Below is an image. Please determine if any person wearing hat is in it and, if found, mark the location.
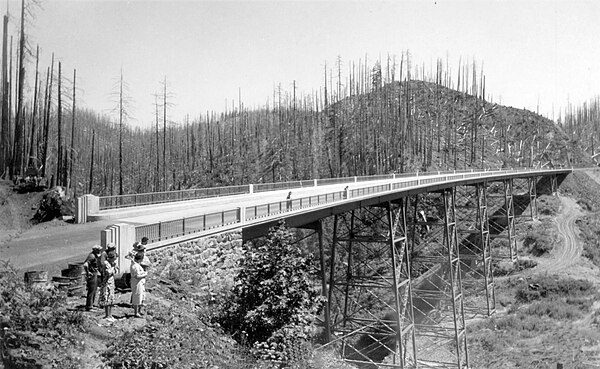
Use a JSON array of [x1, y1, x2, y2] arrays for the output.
[[124, 241, 151, 293], [98, 248, 119, 321], [83, 244, 102, 311], [98, 243, 117, 281], [130, 252, 148, 318]]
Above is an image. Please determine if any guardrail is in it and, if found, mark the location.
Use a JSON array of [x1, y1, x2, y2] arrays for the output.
[[134, 168, 569, 244], [97, 167, 536, 211], [99, 185, 250, 210]]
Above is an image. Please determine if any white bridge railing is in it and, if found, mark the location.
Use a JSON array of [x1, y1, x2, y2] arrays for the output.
[[96, 167, 570, 274], [134, 168, 565, 244]]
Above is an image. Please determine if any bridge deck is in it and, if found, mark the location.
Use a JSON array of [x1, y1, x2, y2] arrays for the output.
[[95, 168, 570, 252]]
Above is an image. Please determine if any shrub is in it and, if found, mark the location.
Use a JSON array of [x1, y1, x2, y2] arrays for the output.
[[515, 274, 595, 303], [537, 195, 560, 216], [576, 215, 600, 267], [102, 301, 252, 368], [217, 221, 323, 364], [0, 260, 84, 367], [522, 222, 556, 256], [524, 299, 582, 319]]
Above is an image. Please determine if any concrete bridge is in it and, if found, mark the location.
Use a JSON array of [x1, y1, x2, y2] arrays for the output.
[[77, 167, 570, 368]]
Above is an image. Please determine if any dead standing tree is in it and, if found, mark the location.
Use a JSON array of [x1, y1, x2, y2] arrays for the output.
[[110, 68, 133, 196]]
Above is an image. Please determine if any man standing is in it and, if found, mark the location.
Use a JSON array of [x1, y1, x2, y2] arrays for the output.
[[83, 244, 102, 311]]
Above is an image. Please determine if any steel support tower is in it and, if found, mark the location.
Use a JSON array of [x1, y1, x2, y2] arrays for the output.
[[321, 200, 417, 368], [455, 183, 495, 317], [407, 188, 469, 368]]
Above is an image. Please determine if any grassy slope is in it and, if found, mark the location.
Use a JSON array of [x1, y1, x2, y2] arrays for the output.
[[467, 171, 600, 368]]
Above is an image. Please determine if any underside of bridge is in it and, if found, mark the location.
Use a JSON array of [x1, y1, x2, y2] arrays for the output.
[[242, 173, 566, 368]]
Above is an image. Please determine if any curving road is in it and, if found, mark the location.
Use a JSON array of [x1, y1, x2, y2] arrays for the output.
[[534, 196, 582, 272]]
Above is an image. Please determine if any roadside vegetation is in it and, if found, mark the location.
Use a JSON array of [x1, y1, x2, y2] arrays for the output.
[[469, 274, 600, 368], [563, 171, 600, 267], [0, 261, 84, 368]]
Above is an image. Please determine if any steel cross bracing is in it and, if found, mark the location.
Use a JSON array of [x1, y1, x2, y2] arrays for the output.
[[455, 183, 495, 317], [511, 177, 538, 223], [406, 188, 469, 368], [319, 201, 417, 368], [486, 179, 518, 262]]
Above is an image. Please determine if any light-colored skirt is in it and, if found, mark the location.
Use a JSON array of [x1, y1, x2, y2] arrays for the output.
[[131, 277, 146, 306]]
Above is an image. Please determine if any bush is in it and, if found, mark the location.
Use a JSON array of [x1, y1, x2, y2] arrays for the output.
[[217, 221, 323, 364], [0, 260, 84, 367], [576, 215, 600, 267], [525, 299, 583, 319], [515, 274, 595, 303], [522, 222, 556, 256], [102, 301, 252, 368], [537, 195, 560, 216]]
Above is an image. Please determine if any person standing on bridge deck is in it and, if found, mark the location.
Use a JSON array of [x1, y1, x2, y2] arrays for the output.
[[83, 244, 102, 311], [130, 253, 148, 318], [286, 191, 292, 211]]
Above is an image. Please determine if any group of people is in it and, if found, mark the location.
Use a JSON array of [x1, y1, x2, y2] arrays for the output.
[[82, 237, 151, 320]]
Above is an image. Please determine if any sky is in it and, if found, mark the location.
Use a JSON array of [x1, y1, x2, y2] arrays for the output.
[[6, 0, 600, 127]]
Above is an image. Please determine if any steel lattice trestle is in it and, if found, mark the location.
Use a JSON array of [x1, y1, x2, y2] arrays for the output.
[[455, 183, 496, 317], [487, 179, 518, 262], [320, 200, 417, 368], [407, 188, 469, 368]]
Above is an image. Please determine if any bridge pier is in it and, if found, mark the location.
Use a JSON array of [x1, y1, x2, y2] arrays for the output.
[[455, 183, 495, 317], [320, 201, 417, 368], [487, 179, 518, 262], [407, 188, 469, 368]]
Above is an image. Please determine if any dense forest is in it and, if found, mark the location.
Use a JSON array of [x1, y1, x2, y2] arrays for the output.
[[0, 2, 591, 200]]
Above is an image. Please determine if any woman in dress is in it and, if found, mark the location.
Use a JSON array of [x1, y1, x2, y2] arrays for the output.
[[130, 253, 148, 318], [98, 250, 118, 321]]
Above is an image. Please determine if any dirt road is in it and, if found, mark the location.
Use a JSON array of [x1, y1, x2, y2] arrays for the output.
[[533, 196, 583, 272]]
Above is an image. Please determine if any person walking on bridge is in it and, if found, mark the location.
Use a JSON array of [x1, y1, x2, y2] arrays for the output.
[[286, 191, 292, 211]]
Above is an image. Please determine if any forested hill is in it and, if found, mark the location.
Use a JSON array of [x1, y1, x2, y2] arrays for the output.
[[22, 79, 591, 198], [323, 80, 588, 177]]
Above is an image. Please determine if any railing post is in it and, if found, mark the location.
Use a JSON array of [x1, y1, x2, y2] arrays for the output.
[[76, 196, 87, 224], [314, 179, 318, 187], [239, 207, 245, 225], [354, 176, 357, 183], [249, 184, 254, 194], [182, 218, 186, 235], [101, 223, 135, 275]]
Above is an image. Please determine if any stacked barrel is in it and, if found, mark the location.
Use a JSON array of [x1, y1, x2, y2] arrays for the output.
[[51, 262, 86, 296], [23, 271, 48, 286]]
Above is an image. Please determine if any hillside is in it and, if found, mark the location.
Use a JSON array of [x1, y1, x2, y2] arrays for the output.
[[1, 79, 599, 368], [324, 80, 589, 177]]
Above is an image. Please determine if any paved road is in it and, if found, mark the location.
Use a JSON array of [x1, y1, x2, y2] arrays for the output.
[[1, 220, 114, 275]]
